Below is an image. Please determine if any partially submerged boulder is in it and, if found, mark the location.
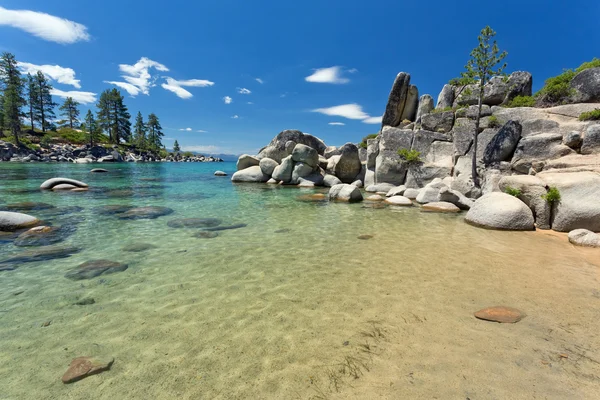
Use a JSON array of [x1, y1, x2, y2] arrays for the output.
[[236, 154, 260, 171], [231, 165, 270, 183], [332, 143, 362, 183], [465, 192, 535, 230], [568, 229, 600, 248], [40, 177, 88, 190], [328, 184, 363, 202], [422, 201, 461, 213], [0, 211, 40, 231]]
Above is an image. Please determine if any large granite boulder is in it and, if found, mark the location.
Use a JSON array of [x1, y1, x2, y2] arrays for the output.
[[455, 72, 532, 106], [271, 155, 294, 182], [231, 166, 270, 183], [482, 120, 522, 165], [324, 146, 341, 159], [438, 187, 474, 210], [259, 157, 279, 176], [569, 67, 600, 103], [258, 130, 326, 163], [537, 171, 600, 232], [415, 179, 447, 204], [385, 195, 413, 206], [400, 85, 419, 122], [291, 144, 319, 168], [568, 229, 600, 248], [465, 192, 535, 230], [366, 183, 396, 193], [382, 72, 411, 127], [291, 162, 314, 183], [323, 174, 342, 187], [328, 184, 363, 202], [236, 154, 260, 171], [0, 211, 40, 231], [436, 84, 454, 110], [40, 177, 88, 190], [421, 111, 455, 133], [581, 124, 600, 155], [416, 94, 434, 123], [511, 133, 574, 173], [452, 118, 477, 156], [375, 126, 413, 185], [332, 143, 362, 183], [498, 175, 551, 229]]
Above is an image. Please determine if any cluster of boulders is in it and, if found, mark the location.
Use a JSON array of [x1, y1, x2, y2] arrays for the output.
[[163, 154, 224, 163]]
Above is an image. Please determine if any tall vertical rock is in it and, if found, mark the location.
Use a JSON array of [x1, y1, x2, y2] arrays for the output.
[[375, 126, 414, 185], [400, 85, 419, 122], [415, 94, 434, 123], [436, 84, 455, 110], [382, 72, 411, 127]]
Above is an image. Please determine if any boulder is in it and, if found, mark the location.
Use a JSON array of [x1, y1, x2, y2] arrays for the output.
[[581, 124, 600, 155], [236, 154, 260, 171], [365, 194, 384, 201], [400, 85, 419, 122], [384, 196, 413, 206], [0, 211, 40, 231], [482, 120, 522, 165], [569, 67, 600, 103], [214, 170, 227, 176], [74, 158, 92, 164], [375, 127, 413, 185], [91, 168, 109, 173], [14, 225, 75, 247], [437, 187, 474, 210], [350, 179, 363, 188], [386, 185, 406, 197], [405, 162, 452, 189], [366, 183, 396, 193], [259, 157, 279, 176], [403, 188, 420, 199], [52, 184, 78, 191], [455, 72, 532, 106], [415, 179, 447, 204], [498, 175, 551, 229], [452, 118, 477, 156], [258, 130, 327, 163], [568, 229, 600, 248], [231, 165, 270, 183], [537, 171, 600, 232], [464, 105, 492, 119], [65, 260, 128, 280], [323, 174, 342, 187], [416, 94, 434, 123], [333, 143, 362, 183], [563, 131, 583, 149], [436, 84, 454, 110], [291, 144, 319, 167], [366, 138, 379, 169], [421, 111, 454, 133], [271, 155, 294, 183], [511, 133, 574, 174], [324, 146, 341, 159], [382, 72, 411, 127], [285, 140, 296, 155], [291, 162, 315, 183], [40, 177, 88, 190], [422, 201, 461, 213], [328, 184, 363, 202], [318, 155, 329, 170], [465, 192, 535, 230]]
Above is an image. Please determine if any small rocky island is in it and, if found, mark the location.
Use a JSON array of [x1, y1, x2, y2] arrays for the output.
[[232, 67, 600, 247]]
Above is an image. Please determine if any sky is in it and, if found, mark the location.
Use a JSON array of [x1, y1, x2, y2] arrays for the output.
[[1, 0, 599, 155]]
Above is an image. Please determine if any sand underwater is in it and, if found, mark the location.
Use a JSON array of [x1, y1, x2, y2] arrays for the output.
[[1, 162, 599, 399]]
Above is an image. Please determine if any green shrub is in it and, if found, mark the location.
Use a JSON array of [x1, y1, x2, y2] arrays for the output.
[[397, 148, 421, 163], [579, 109, 600, 121], [542, 187, 561, 204], [535, 58, 600, 105], [505, 95, 535, 108], [488, 115, 501, 128], [504, 186, 521, 197], [575, 57, 600, 73], [359, 133, 378, 149], [158, 148, 169, 158], [182, 151, 194, 158], [40, 135, 53, 148]]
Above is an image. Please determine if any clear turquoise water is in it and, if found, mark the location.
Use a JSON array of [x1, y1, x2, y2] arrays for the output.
[[1, 162, 599, 399]]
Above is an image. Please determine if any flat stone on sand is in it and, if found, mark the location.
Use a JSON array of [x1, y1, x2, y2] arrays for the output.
[[65, 260, 128, 280], [384, 196, 413, 206], [62, 356, 114, 384], [422, 201, 461, 213], [357, 234, 373, 240], [474, 306, 525, 323]]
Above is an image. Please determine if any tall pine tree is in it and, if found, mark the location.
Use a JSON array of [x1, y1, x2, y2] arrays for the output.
[[26, 73, 38, 131], [59, 97, 80, 129], [96, 89, 131, 144], [0, 52, 26, 146], [84, 109, 98, 147], [146, 113, 164, 151], [34, 71, 57, 133], [173, 140, 181, 152], [133, 111, 147, 149]]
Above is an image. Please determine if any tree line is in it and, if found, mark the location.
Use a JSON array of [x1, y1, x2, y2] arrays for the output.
[[0, 52, 164, 152]]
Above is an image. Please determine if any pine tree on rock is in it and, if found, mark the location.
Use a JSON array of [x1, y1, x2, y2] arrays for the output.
[[133, 111, 147, 149], [84, 109, 98, 147], [146, 113, 164, 151], [0, 52, 26, 146], [96, 89, 131, 144], [59, 97, 80, 129], [34, 71, 57, 133], [173, 140, 181, 152], [26, 73, 38, 130]]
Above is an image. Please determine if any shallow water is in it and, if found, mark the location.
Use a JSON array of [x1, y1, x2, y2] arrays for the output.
[[1, 162, 599, 399]]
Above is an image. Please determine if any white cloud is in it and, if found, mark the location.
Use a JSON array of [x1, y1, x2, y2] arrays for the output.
[[104, 81, 140, 96], [51, 89, 96, 104], [255, 78, 264, 84], [17, 62, 81, 88], [0, 6, 90, 44], [347, 68, 358, 74], [182, 145, 219, 153], [197, 130, 208, 133], [247, 101, 254, 105], [223, 96, 232, 104], [105, 57, 169, 97], [231, 115, 239, 119], [161, 77, 214, 99], [328, 122, 345, 126], [237, 87, 251, 94], [305, 66, 351, 84], [362, 116, 383, 124], [312, 103, 369, 120], [179, 127, 193, 131]]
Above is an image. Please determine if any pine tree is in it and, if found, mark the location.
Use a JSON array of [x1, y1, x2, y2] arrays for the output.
[[453, 26, 507, 187], [26, 73, 38, 130], [0, 52, 26, 146], [84, 109, 98, 147], [96, 89, 131, 144], [59, 97, 80, 129], [146, 113, 164, 151], [34, 71, 57, 133], [0, 92, 5, 133], [133, 111, 147, 149], [173, 140, 181, 152]]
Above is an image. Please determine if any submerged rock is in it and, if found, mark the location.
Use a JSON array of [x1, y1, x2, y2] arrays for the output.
[[474, 306, 525, 323], [357, 234, 374, 240], [167, 218, 222, 228], [65, 260, 128, 280], [117, 206, 174, 220], [90, 168, 109, 173], [214, 170, 227, 176], [61, 356, 114, 384], [0, 246, 81, 266], [297, 193, 328, 202], [122, 243, 157, 252], [2, 202, 55, 211], [328, 184, 363, 202], [94, 205, 134, 215], [13, 225, 76, 247], [0, 211, 40, 231]]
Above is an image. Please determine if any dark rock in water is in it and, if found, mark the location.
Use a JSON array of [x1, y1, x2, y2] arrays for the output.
[[192, 231, 219, 239], [13, 224, 76, 247], [275, 228, 291, 233], [202, 223, 247, 232], [122, 243, 156, 252], [357, 234, 373, 240], [474, 306, 525, 323], [65, 260, 128, 280], [61, 356, 114, 384], [2, 202, 55, 211], [73, 297, 95, 305], [94, 205, 134, 215], [90, 168, 109, 173], [0, 246, 81, 268], [117, 206, 174, 220], [167, 218, 222, 228]]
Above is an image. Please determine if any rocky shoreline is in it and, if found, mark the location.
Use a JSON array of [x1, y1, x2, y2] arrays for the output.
[[231, 68, 600, 247], [0, 141, 224, 163]]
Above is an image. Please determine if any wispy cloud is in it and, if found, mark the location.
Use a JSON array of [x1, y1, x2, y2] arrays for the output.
[[51, 89, 96, 104], [237, 87, 251, 94], [17, 61, 81, 88], [312, 103, 369, 120], [179, 127, 193, 131], [255, 78, 264, 84], [197, 130, 208, 133], [105, 57, 169, 96], [231, 115, 239, 119], [328, 122, 345, 126], [305, 66, 352, 84], [362, 116, 382, 124], [162, 77, 214, 99], [223, 96, 232, 104], [0, 6, 90, 44], [182, 145, 219, 153], [247, 101, 254, 105]]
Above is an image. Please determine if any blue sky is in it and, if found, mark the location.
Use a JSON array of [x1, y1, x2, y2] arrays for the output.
[[1, 0, 599, 155]]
